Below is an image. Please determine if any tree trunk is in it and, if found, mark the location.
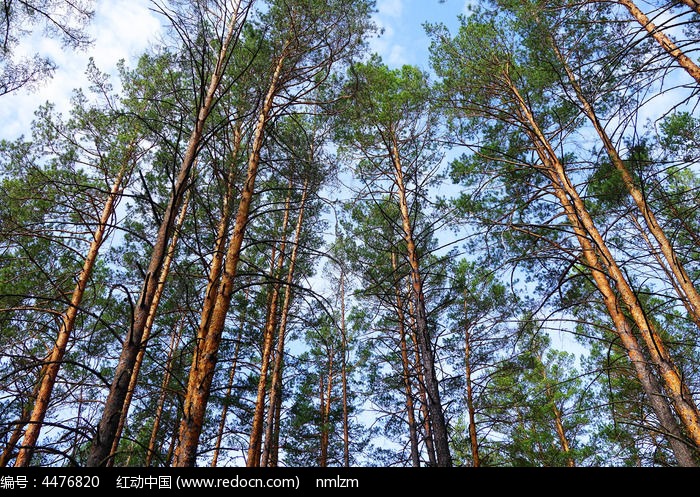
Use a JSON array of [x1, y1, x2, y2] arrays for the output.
[[339, 266, 350, 468], [172, 51, 287, 467], [145, 314, 185, 467], [505, 70, 700, 455], [87, 8, 245, 466], [617, 0, 700, 84], [677, 0, 700, 16], [262, 179, 309, 467], [319, 344, 334, 467], [463, 297, 480, 468], [390, 144, 452, 467], [108, 189, 191, 466], [16, 163, 129, 467], [391, 251, 421, 467], [551, 37, 700, 329], [248, 182, 293, 467]]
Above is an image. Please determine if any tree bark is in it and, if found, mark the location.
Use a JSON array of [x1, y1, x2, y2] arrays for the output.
[[172, 50, 287, 467], [108, 189, 190, 466], [16, 162, 129, 466], [87, 6, 246, 466], [463, 297, 480, 468], [617, 0, 700, 84], [390, 143, 452, 467], [262, 179, 309, 467], [391, 251, 421, 467], [505, 69, 700, 455], [551, 37, 700, 329]]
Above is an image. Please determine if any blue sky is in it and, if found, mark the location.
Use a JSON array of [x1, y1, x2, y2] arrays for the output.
[[1, 0, 469, 140]]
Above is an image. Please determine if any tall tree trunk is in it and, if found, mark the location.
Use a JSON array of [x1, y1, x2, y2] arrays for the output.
[[262, 179, 309, 467], [391, 251, 421, 467], [505, 69, 700, 455], [617, 0, 700, 84], [211, 289, 247, 467], [463, 297, 480, 468], [145, 314, 185, 467], [538, 359, 575, 467], [551, 37, 700, 329], [172, 50, 287, 467], [87, 7, 246, 466], [390, 144, 452, 467], [339, 266, 350, 468], [318, 344, 334, 467], [108, 189, 191, 466], [677, 0, 700, 16], [248, 181, 293, 467], [16, 162, 129, 467]]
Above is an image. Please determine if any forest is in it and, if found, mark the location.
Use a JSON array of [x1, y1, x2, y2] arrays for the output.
[[1, 0, 700, 468]]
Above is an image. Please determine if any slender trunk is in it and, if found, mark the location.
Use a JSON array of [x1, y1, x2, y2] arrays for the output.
[[87, 8, 245, 466], [0, 380, 41, 466], [617, 0, 700, 84], [340, 267, 350, 468], [463, 297, 480, 468], [538, 361, 575, 467], [196, 126, 243, 345], [108, 189, 191, 465], [506, 70, 700, 454], [390, 144, 451, 467], [677, 0, 700, 16], [391, 252, 421, 467], [319, 345, 334, 467], [145, 314, 185, 467], [409, 308, 436, 466], [16, 163, 129, 467], [172, 51, 287, 467], [211, 289, 247, 467], [552, 38, 700, 328], [262, 180, 309, 467], [248, 182, 293, 468]]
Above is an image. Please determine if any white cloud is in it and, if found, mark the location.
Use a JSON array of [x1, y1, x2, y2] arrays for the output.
[[378, 0, 404, 18], [0, 0, 162, 140]]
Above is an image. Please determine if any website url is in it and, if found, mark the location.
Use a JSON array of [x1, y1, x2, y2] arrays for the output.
[[176, 475, 299, 489]]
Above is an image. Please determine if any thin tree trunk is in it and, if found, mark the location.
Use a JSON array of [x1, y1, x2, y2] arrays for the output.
[[505, 69, 700, 454], [538, 360, 575, 467], [87, 6, 246, 466], [551, 37, 700, 329], [16, 163, 129, 466], [248, 181, 294, 467], [677, 0, 700, 16], [172, 50, 287, 467], [617, 0, 700, 84], [339, 266, 350, 468], [145, 314, 185, 467], [211, 289, 247, 467], [262, 179, 309, 467], [108, 189, 191, 466], [410, 312, 437, 466], [391, 252, 421, 467], [389, 142, 452, 467], [463, 296, 480, 468], [319, 344, 334, 467]]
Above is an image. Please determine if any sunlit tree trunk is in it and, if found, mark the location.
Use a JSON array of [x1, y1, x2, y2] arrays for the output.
[[108, 189, 191, 466], [463, 295, 480, 468], [87, 4, 248, 465], [262, 179, 308, 467], [16, 161, 129, 466], [172, 50, 288, 467], [551, 37, 700, 329], [617, 0, 700, 84]]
